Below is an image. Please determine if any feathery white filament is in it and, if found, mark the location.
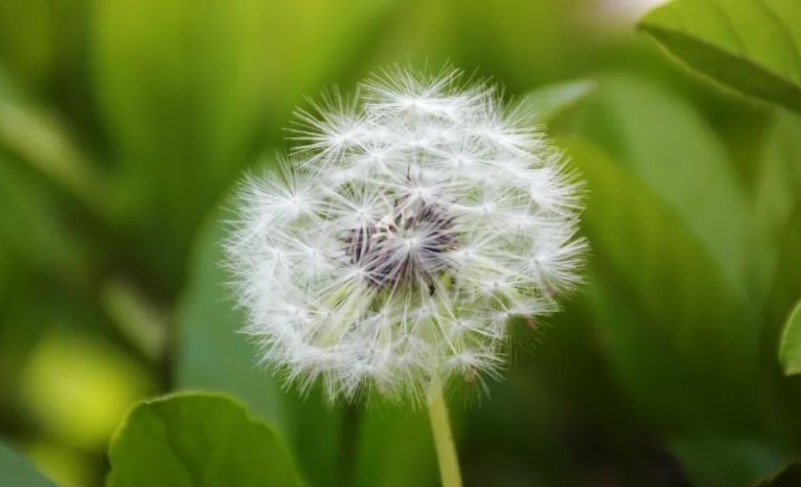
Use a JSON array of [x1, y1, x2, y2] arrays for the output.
[[226, 67, 585, 401]]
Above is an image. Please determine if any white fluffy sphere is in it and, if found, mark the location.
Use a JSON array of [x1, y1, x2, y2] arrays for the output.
[[226, 67, 585, 401]]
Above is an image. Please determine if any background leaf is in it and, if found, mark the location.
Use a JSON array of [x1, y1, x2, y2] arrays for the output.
[[568, 74, 751, 293], [565, 137, 757, 432], [753, 110, 801, 440], [755, 110, 801, 307], [753, 111, 801, 304], [639, 0, 801, 113], [91, 0, 394, 291], [563, 137, 783, 485], [107, 393, 303, 487]]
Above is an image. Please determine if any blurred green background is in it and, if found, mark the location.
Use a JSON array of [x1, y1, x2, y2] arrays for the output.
[[1, 0, 801, 486]]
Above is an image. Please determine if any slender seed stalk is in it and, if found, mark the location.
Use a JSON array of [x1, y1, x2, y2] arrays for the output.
[[427, 377, 463, 487]]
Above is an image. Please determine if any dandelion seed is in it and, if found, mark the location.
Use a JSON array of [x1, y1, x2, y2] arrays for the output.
[[225, 66, 586, 402]]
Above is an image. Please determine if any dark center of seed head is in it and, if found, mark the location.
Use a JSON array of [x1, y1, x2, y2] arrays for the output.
[[343, 197, 458, 292]]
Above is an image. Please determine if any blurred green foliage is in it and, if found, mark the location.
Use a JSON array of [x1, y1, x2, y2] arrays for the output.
[[1, 0, 801, 486]]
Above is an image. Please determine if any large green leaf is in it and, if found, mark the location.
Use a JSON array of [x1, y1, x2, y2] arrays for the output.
[[0, 442, 58, 487], [565, 137, 776, 485], [754, 111, 801, 429], [779, 298, 801, 375], [759, 111, 801, 295], [569, 75, 751, 293], [639, 0, 801, 113], [107, 393, 303, 487], [753, 111, 801, 304]]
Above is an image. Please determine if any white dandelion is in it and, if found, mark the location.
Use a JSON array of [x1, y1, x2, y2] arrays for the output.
[[225, 66, 585, 403]]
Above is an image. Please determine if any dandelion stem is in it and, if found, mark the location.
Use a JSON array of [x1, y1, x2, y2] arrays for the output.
[[427, 377, 463, 487]]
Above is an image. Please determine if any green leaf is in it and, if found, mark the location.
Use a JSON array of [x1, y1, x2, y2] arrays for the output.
[[0, 442, 58, 487], [564, 137, 775, 485], [566, 137, 757, 432], [639, 0, 801, 113], [569, 74, 751, 292], [753, 111, 801, 304], [107, 392, 304, 487], [753, 109, 801, 438], [779, 298, 801, 375], [519, 79, 597, 124]]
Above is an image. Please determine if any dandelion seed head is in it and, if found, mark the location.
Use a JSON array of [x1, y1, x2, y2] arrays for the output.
[[226, 66, 586, 401]]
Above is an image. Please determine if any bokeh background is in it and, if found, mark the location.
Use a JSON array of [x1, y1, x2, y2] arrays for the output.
[[2, 0, 801, 486]]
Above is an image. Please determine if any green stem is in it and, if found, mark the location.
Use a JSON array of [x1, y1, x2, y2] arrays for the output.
[[427, 377, 463, 487]]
